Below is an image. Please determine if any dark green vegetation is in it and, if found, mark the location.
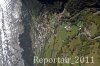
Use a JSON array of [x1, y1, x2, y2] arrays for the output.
[[38, 0, 100, 15], [19, 0, 34, 66], [21, 0, 100, 66]]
